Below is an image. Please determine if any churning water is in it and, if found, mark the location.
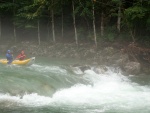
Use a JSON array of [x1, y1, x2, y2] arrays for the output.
[[0, 57, 150, 113]]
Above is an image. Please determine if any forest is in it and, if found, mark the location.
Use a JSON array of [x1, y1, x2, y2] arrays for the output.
[[0, 0, 150, 47]]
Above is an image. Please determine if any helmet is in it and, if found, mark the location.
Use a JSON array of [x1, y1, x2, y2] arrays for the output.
[[7, 50, 11, 53], [21, 50, 24, 54]]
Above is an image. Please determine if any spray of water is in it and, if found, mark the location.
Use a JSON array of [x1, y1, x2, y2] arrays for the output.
[[0, 64, 150, 112]]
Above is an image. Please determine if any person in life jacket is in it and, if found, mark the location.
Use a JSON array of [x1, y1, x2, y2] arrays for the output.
[[6, 50, 13, 64], [16, 50, 26, 60]]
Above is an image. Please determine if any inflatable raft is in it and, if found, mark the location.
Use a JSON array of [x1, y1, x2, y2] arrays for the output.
[[0, 57, 35, 65]]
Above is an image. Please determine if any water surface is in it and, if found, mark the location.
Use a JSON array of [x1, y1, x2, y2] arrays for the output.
[[0, 56, 150, 113]]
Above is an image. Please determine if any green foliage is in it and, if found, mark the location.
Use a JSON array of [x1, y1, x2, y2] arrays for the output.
[[76, 0, 93, 19], [147, 17, 150, 31], [0, 3, 14, 9], [107, 33, 115, 42], [103, 26, 117, 42], [77, 27, 90, 41], [14, 0, 48, 30], [125, 6, 147, 21], [0, 0, 150, 43], [25, 24, 37, 28]]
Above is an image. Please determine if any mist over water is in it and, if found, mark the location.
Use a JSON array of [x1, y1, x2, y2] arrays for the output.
[[0, 57, 150, 113]]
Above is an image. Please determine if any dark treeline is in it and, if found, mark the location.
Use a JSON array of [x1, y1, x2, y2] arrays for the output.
[[0, 0, 150, 47]]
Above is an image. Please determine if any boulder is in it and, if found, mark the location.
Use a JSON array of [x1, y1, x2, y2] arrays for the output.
[[124, 62, 141, 75], [116, 54, 129, 67], [71, 64, 91, 73], [92, 65, 108, 74], [79, 65, 91, 72]]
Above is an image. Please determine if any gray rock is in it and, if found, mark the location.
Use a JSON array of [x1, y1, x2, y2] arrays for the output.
[[93, 65, 108, 74], [124, 62, 141, 75]]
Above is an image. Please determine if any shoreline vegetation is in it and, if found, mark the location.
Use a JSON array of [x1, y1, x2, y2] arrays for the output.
[[0, 0, 150, 75], [0, 40, 149, 75]]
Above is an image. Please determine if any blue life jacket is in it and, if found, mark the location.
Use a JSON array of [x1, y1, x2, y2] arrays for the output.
[[6, 53, 13, 60]]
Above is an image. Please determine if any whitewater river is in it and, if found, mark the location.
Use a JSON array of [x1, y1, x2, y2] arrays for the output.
[[0, 56, 150, 113]]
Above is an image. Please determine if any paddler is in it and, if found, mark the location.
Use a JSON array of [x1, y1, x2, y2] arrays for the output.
[[6, 50, 13, 64], [16, 50, 26, 60]]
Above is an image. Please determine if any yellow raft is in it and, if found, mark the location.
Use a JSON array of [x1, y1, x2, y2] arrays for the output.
[[0, 57, 35, 65]]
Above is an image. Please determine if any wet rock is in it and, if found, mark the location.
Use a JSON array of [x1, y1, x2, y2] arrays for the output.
[[79, 65, 91, 72], [103, 47, 115, 56], [1, 41, 149, 75], [116, 54, 129, 68], [92, 65, 108, 74], [141, 64, 150, 74], [124, 62, 141, 75], [70, 64, 91, 74]]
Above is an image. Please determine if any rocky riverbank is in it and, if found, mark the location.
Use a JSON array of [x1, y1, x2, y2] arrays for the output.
[[0, 41, 149, 75]]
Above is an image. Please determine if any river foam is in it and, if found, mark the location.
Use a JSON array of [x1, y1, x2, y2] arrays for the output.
[[0, 64, 150, 112]]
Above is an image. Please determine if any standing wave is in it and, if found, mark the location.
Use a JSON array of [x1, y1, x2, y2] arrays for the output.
[[0, 63, 150, 113]]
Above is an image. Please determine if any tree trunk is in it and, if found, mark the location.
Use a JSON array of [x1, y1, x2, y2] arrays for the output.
[[47, 21, 50, 41], [72, 0, 78, 45], [92, 0, 97, 47], [38, 20, 40, 45], [84, 17, 91, 42], [130, 29, 135, 42], [51, 0, 55, 43], [100, 11, 104, 37], [117, 2, 121, 33], [61, 1, 64, 39], [13, 25, 16, 42], [0, 16, 1, 39], [13, 0, 16, 42]]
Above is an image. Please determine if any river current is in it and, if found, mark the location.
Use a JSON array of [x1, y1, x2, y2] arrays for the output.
[[0, 56, 150, 113]]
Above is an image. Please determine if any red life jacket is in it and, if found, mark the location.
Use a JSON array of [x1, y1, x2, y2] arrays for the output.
[[16, 53, 26, 60]]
